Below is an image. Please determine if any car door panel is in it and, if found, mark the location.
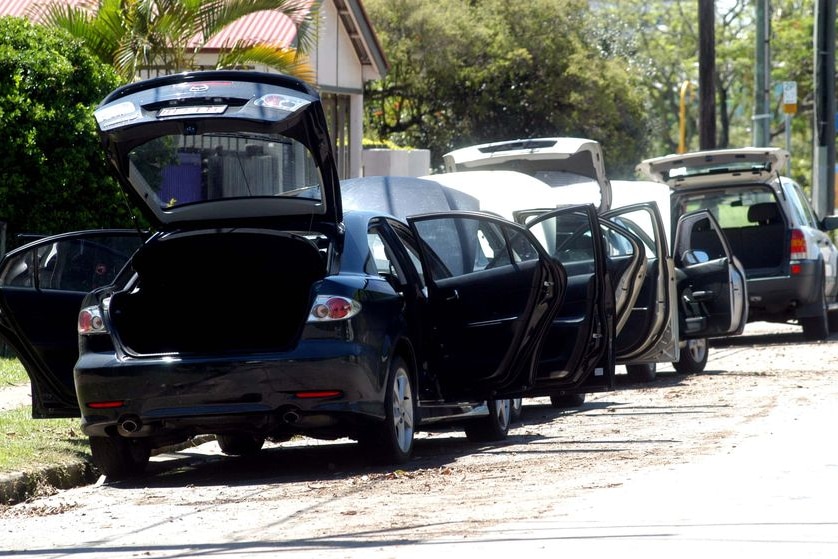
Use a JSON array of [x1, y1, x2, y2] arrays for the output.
[[674, 211, 748, 338], [522, 205, 616, 395], [0, 230, 143, 417], [407, 213, 565, 399], [603, 203, 678, 363]]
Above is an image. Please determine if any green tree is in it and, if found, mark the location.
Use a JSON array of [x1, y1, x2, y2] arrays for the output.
[[363, 0, 649, 178], [30, 0, 316, 82], [591, 0, 817, 187], [0, 16, 132, 247]]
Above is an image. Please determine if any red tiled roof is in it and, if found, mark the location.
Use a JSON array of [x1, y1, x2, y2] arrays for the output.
[[0, 0, 302, 48], [202, 11, 298, 50], [0, 0, 89, 20]]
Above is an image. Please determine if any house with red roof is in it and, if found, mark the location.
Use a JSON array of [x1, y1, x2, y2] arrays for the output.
[[0, 0, 389, 178]]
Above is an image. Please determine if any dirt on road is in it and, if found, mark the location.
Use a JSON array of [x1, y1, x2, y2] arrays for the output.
[[1, 321, 836, 557]]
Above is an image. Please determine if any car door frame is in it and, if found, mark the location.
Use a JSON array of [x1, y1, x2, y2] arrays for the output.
[[603, 202, 679, 364], [516, 204, 617, 396], [0, 229, 143, 417], [673, 210, 748, 339], [406, 211, 567, 400]]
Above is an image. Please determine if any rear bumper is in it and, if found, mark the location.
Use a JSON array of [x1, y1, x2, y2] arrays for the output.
[[746, 260, 822, 321], [74, 339, 387, 440]]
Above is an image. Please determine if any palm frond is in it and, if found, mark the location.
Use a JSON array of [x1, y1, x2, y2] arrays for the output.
[[215, 41, 314, 82]]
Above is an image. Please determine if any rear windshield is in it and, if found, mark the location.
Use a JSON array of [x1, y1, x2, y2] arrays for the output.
[[674, 187, 779, 228], [128, 132, 322, 210]]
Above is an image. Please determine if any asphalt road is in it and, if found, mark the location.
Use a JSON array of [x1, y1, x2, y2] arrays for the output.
[[1, 321, 837, 558]]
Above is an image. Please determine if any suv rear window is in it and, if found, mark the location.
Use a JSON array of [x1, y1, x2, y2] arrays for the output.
[[675, 187, 779, 228]]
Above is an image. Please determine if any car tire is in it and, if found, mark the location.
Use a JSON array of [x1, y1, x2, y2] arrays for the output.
[[359, 355, 416, 464], [829, 309, 838, 333], [216, 432, 265, 456], [549, 393, 586, 408], [626, 363, 657, 383], [510, 398, 523, 422], [802, 293, 829, 341], [465, 399, 512, 442], [89, 435, 150, 479], [673, 337, 709, 374]]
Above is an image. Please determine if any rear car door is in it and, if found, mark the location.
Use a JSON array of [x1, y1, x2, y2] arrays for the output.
[[0, 230, 143, 417], [603, 203, 678, 363], [407, 212, 566, 400], [673, 211, 748, 338], [519, 205, 617, 395]]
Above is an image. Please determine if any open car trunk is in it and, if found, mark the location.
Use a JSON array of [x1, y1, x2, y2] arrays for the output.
[[109, 230, 326, 355]]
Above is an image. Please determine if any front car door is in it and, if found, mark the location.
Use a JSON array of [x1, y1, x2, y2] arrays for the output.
[[0, 230, 143, 417], [673, 210, 748, 338]]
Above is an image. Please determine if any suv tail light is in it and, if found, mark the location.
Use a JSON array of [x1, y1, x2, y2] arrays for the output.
[[790, 229, 807, 261]]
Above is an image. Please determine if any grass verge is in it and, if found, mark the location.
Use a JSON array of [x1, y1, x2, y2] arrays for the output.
[[0, 357, 90, 475], [0, 406, 90, 474], [0, 356, 28, 387]]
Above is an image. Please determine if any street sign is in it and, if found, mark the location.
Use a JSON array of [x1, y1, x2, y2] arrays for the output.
[[783, 81, 798, 114]]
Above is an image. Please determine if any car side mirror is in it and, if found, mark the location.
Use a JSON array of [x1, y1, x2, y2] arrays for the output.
[[821, 215, 838, 231], [682, 249, 709, 265]]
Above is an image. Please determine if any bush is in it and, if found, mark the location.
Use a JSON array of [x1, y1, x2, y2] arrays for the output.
[[0, 17, 132, 250]]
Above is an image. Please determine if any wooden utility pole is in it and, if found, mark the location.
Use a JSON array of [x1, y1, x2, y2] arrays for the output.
[[698, 0, 716, 150], [813, 0, 835, 217]]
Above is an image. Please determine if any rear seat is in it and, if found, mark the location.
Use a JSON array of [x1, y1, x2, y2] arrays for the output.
[[723, 203, 785, 270]]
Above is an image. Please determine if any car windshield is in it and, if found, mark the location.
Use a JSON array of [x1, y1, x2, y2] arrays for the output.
[[127, 132, 322, 210]]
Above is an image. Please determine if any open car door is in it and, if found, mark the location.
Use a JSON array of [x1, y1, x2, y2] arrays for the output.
[[0, 230, 143, 417], [673, 210, 748, 338], [406, 212, 565, 400], [603, 202, 679, 364], [514, 207, 646, 340], [518, 205, 617, 396]]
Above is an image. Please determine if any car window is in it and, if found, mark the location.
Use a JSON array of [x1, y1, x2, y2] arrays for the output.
[[0, 236, 141, 292], [609, 210, 658, 258], [526, 209, 597, 273], [787, 181, 818, 226], [127, 133, 322, 210], [411, 217, 539, 281], [675, 187, 778, 228]]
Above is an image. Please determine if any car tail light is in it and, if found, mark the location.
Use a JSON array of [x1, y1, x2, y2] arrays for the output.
[[308, 296, 361, 322], [790, 229, 807, 261], [78, 305, 107, 335]]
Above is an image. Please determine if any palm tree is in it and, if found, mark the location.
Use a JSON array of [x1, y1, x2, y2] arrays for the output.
[[29, 0, 316, 82]]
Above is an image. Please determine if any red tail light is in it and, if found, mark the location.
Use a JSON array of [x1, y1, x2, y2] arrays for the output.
[[78, 305, 107, 335], [308, 295, 361, 322], [790, 229, 807, 260]]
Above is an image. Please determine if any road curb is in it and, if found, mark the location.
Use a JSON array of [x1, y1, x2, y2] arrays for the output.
[[0, 435, 217, 506], [0, 460, 98, 506]]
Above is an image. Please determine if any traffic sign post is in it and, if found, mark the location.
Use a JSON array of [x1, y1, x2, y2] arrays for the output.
[[783, 81, 797, 175]]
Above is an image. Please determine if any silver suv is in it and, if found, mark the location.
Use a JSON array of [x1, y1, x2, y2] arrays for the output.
[[638, 147, 838, 340]]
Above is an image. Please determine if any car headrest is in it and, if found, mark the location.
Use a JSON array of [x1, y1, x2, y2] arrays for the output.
[[747, 202, 780, 224]]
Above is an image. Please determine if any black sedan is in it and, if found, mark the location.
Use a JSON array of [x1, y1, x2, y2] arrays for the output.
[[0, 71, 616, 478]]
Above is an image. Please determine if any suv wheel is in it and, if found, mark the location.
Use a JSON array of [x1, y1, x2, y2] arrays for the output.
[[673, 338, 708, 374], [465, 399, 512, 442], [217, 432, 265, 456], [549, 393, 586, 408], [626, 363, 656, 382], [802, 292, 829, 341]]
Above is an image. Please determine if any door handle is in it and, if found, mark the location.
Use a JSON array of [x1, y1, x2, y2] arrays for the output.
[[444, 289, 459, 302]]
